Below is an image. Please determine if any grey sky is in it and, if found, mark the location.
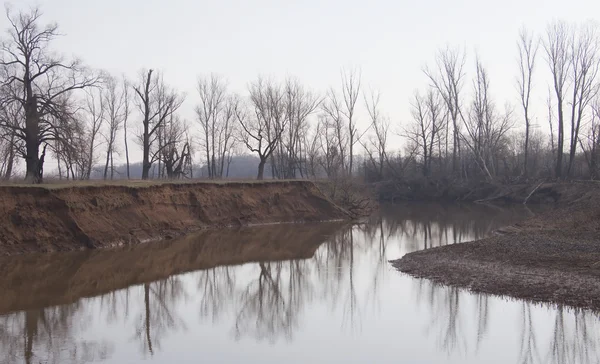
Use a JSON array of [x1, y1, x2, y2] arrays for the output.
[[4, 0, 600, 164]]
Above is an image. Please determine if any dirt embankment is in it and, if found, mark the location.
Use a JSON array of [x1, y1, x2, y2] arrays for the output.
[[0, 223, 344, 314], [393, 182, 600, 310], [0, 181, 348, 255]]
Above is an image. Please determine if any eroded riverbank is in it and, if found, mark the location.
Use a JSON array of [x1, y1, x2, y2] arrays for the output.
[[0, 180, 348, 255], [393, 182, 600, 310]]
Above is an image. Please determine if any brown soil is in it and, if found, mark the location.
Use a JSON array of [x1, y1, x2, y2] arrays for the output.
[[392, 182, 600, 310], [0, 222, 344, 314], [0, 180, 348, 255]]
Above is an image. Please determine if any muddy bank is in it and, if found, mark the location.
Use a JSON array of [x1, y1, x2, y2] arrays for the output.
[[393, 182, 600, 310], [0, 222, 344, 314], [0, 180, 348, 255]]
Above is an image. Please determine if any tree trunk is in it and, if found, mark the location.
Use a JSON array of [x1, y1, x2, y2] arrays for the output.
[[524, 122, 529, 177], [144, 284, 153, 355], [142, 126, 150, 180], [103, 148, 110, 180], [556, 99, 564, 179], [24, 97, 41, 183], [124, 118, 130, 179], [257, 159, 266, 180]]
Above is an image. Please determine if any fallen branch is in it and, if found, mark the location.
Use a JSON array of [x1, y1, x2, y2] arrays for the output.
[[523, 182, 544, 205]]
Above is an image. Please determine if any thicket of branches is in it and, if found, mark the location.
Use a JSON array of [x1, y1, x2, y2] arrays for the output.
[[1, 6, 599, 184]]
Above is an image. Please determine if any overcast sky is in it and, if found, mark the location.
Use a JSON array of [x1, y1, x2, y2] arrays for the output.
[[3, 0, 600, 166]]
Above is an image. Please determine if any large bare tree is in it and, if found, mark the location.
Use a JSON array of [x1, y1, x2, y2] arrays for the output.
[[133, 69, 184, 180], [566, 23, 600, 176], [516, 26, 539, 177], [544, 21, 571, 178], [237, 77, 287, 180], [0, 6, 98, 182]]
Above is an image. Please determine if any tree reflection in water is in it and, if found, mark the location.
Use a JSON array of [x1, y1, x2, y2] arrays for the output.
[[0, 304, 113, 364], [2, 203, 600, 363], [131, 277, 188, 357]]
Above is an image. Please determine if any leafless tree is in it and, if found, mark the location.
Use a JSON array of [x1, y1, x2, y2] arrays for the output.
[[360, 89, 390, 180], [566, 22, 600, 176], [544, 21, 571, 178], [276, 78, 320, 178], [0, 89, 22, 179], [133, 69, 184, 180], [0, 6, 98, 183], [424, 47, 467, 176], [237, 77, 287, 180], [322, 69, 361, 176], [462, 58, 514, 181], [405, 88, 445, 177], [123, 78, 131, 179], [102, 75, 128, 180], [158, 115, 191, 179], [302, 118, 323, 178], [321, 91, 347, 176], [82, 87, 105, 179], [196, 74, 237, 179], [579, 100, 600, 178], [517, 26, 540, 177]]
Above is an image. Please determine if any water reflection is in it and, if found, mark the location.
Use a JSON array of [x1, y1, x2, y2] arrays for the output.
[[0, 203, 599, 364]]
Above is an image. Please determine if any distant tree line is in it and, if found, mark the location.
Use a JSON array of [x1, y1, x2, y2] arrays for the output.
[[0, 6, 599, 184]]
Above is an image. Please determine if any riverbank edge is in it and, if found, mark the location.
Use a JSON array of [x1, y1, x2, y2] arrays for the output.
[[0, 180, 350, 255], [392, 182, 600, 310]]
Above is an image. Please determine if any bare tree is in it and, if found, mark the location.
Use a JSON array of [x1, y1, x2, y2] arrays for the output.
[[322, 90, 347, 175], [566, 22, 600, 176], [82, 87, 105, 179], [133, 69, 184, 180], [0, 89, 22, 179], [158, 115, 191, 179], [322, 69, 361, 176], [544, 21, 571, 178], [0, 6, 98, 183], [237, 77, 287, 180], [462, 58, 514, 181], [424, 47, 467, 176], [361, 89, 390, 180], [102, 75, 127, 180], [277, 78, 320, 178], [579, 100, 600, 179], [517, 26, 539, 177], [405, 88, 445, 177], [123, 78, 131, 179], [196, 74, 237, 179]]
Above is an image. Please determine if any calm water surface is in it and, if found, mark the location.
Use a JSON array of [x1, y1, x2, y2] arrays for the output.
[[1, 203, 598, 364]]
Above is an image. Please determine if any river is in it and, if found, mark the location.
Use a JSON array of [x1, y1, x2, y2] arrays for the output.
[[0, 203, 598, 364]]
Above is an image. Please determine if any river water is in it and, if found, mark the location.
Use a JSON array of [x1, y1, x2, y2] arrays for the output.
[[1, 203, 598, 364]]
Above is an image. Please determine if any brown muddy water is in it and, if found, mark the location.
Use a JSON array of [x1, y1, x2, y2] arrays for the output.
[[0, 203, 597, 364]]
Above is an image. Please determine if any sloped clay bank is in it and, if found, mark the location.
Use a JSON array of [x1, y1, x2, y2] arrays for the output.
[[0, 223, 344, 314], [0, 181, 348, 255]]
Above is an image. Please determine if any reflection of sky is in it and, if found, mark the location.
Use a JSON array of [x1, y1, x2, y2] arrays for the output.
[[1, 203, 599, 364]]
